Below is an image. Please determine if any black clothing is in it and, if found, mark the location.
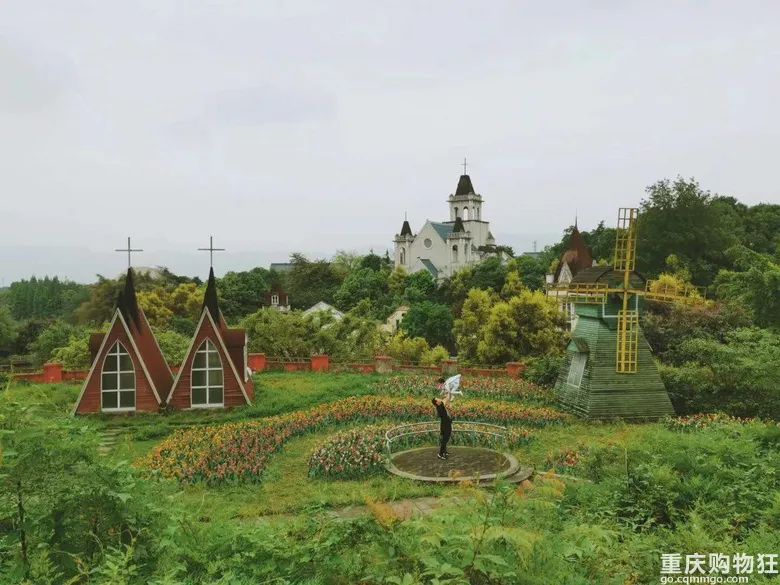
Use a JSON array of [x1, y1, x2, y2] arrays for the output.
[[439, 427, 451, 457], [435, 402, 452, 456], [435, 402, 452, 430]]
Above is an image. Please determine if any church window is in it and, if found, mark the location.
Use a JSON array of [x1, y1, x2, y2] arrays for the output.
[[567, 352, 587, 388], [191, 339, 224, 407], [400, 248, 406, 264], [101, 341, 135, 411], [452, 244, 459, 262], [424, 238, 432, 249], [463, 207, 469, 220], [271, 294, 279, 305], [454, 206, 459, 219]]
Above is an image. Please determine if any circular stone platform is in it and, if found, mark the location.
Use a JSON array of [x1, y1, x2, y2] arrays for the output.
[[387, 446, 523, 483]]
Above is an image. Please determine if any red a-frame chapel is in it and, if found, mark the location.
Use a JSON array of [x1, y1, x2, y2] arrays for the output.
[[73, 267, 253, 415]]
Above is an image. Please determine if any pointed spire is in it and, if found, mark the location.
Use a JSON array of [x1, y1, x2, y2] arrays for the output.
[[400, 218, 413, 236], [117, 268, 141, 330], [453, 216, 466, 233], [455, 174, 475, 196], [202, 267, 222, 324]]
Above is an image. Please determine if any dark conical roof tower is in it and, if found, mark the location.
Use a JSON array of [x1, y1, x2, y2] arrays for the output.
[[202, 267, 226, 329], [455, 174, 476, 196], [453, 216, 466, 233], [400, 219, 413, 236], [117, 268, 141, 330]]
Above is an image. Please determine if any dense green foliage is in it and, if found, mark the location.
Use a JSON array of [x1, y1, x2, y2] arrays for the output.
[[1, 381, 778, 584]]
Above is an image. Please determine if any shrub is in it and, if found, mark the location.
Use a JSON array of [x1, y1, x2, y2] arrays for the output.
[[523, 355, 564, 387], [420, 345, 449, 366], [143, 396, 568, 485], [154, 329, 190, 365]]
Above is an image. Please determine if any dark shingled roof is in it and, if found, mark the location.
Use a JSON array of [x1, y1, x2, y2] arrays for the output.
[[202, 267, 227, 329], [571, 266, 646, 289], [400, 220, 413, 236], [453, 216, 466, 233], [117, 268, 141, 331], [455, 174, 476, 196], [431, 222, 454, 240], [554, 226, 594, 281], [419, 259, 439, 278]]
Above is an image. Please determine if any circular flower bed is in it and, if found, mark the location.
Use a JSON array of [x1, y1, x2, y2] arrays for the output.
[[309, 424, 534, 480], [371, 375, 554, 403], [142, 396, 568, 485]]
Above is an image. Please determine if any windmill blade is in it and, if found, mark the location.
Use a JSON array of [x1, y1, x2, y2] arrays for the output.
[[613, 208, 638, 272], [616, 309, 639, 373], [546, 282, 609, 304]]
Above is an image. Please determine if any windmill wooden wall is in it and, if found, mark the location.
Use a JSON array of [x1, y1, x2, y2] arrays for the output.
[[555, 305, 675, 419]]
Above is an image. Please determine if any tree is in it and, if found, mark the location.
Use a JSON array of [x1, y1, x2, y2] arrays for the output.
[[400, 302, 454, 350], [312, 311, 386, 360], [155, 330, 191, 365], [240, 309, 317, 357], [637, 178, 740, 285], [28, 321, 78, 365], [384, 333, 430, 363], [714, 246, 780, 329], [507, 255, 546, 291], [404, 271, 436, 304], [334, 268, 390, 312], [642, 300, 752, 363], [6, 277, 89, 321], [452, 289, 495, 362], [218, 269, 269, 319], [51, 332, 92, 369], [73, 276, 122, 325], [0, 305, 16, 354], [454, 289, 566, 365], [285, 254, 344, 309], [476, 291, 566, 364]]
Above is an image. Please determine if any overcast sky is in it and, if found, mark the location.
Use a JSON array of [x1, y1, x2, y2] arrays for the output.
[[1, 1, 779, 284]]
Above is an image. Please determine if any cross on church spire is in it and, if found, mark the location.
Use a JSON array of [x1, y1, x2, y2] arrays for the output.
[[461, 157, 468, 175], [115, 237, 143, 269], [197, 235, 225, 268]]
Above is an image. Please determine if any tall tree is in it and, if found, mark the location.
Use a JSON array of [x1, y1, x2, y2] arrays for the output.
[[400, 301, 454, 350], [218, 268, 269, 319], [285, 253, 344, 309], [714, 246, 780, 329], [637, 178, 740, 285]]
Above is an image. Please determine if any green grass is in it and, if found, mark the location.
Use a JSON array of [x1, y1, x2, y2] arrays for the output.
[[1, 375, 651, 516]]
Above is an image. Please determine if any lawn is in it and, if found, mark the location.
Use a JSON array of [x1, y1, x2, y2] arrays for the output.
[[2, 373, 777, 584]]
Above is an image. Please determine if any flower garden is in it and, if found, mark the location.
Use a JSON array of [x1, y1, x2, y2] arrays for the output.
[[308, 424, 534, 480], [370, 374, 554, 403], [143, 394, 568, 485]]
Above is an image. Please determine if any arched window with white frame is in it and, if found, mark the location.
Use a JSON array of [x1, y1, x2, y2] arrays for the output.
[[191, 339, 224, 407], [101, 341, 135, 412]]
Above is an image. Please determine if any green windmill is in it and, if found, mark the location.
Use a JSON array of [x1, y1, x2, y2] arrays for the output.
[[550, 208, 702, 419]]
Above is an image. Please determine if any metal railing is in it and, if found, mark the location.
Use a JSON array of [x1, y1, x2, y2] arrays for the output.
[[384, 421, 508, 456]]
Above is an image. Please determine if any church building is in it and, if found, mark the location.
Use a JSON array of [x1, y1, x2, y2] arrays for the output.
[[166, 267, 254, 409], [73, 268, 173, 414], [394, 172, 503, 280]]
